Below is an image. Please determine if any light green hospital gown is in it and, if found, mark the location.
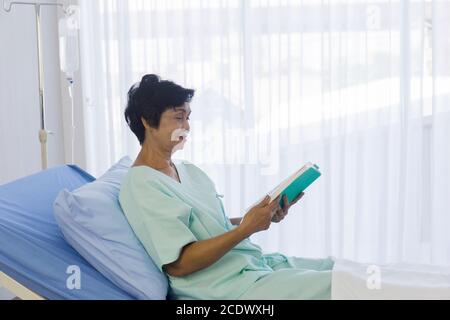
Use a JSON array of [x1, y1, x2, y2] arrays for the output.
[[119, 160, 334, 300]]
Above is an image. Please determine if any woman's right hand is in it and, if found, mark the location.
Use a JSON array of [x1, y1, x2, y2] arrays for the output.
[[238, 195, 281, 238]]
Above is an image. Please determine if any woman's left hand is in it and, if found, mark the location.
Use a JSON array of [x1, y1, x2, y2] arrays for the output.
[[271, 192, 305, 223]]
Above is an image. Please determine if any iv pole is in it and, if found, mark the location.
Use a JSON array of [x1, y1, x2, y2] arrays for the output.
[[3, 0, 68, 170]]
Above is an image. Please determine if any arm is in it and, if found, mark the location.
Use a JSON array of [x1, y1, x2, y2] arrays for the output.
[[163, 226, 249, 277], [164, 195, 280, 278]]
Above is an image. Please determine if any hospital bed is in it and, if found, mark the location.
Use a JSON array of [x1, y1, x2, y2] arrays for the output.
[[2, 164, 449, 300], [0, 165, 133, 300]]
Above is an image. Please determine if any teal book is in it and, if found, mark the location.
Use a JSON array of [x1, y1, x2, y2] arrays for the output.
[[267, 162, 321, 209]]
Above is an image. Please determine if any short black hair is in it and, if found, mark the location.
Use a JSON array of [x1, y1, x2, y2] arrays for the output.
[[124, 74, 195, 145]]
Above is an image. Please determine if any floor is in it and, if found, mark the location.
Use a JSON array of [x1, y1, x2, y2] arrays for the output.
[[0, 286, 15, 300]]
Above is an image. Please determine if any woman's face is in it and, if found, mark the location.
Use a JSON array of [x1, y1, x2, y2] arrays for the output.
[[143, 103, 191, 153]]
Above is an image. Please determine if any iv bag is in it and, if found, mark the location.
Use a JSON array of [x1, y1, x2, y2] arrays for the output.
[[59, 5, 80, 79]]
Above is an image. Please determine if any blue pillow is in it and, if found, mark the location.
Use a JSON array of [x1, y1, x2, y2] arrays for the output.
[[53, 156, 168, 300]]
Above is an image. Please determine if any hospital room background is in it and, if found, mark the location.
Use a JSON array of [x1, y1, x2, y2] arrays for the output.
[[0, 0, 449, 300]]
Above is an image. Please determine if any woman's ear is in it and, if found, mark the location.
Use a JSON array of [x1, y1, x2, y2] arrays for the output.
[[141, 117, 150, 130]]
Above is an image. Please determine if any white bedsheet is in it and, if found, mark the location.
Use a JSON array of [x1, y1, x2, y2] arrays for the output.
[[331, 259, 450, 300]]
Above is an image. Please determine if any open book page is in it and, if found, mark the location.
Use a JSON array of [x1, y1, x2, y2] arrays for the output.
[[267, 162, 313, 202], [245, 162, 315, 211]]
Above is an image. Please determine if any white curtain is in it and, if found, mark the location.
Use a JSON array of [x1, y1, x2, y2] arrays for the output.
[[79, 0, 450, 265]]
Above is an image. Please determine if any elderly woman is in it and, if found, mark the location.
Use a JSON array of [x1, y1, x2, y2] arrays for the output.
[[119, 74, 334, 300]]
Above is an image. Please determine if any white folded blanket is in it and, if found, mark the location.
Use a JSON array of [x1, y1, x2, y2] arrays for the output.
[[332, 259, 450, 299]]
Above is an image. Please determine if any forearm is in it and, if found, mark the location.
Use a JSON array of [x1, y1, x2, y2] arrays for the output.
[[164, 226, 249, 277]]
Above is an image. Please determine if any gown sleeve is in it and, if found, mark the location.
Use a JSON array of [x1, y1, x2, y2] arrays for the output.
[[119, 177, 198, 273]]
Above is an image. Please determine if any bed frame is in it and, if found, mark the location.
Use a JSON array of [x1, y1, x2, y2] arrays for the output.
[[0, 271, 45, 300]]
